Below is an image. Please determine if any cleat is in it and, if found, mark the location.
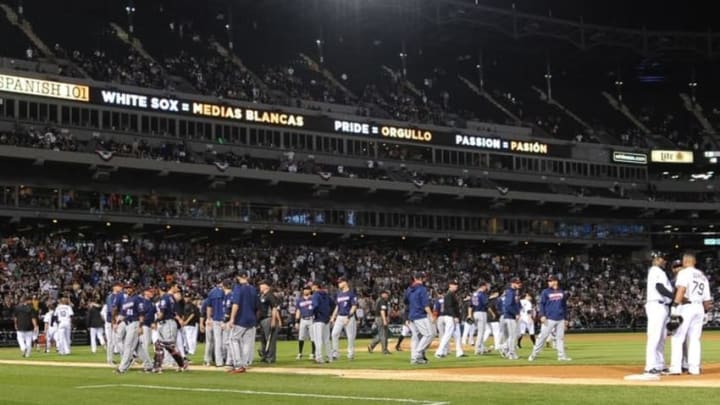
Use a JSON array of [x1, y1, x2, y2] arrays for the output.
[[528, 355, 535, 362], [411, 359, 428, 365], [113, 369, 125, 375], [382, 351, 392, 355], [456, 354, 467, 358], [557, 357, 572, 361], [228, 367, 246, 374], [152, 368, 163, 374], [295, 353, 303, 360], [367, 345, 373, 354]]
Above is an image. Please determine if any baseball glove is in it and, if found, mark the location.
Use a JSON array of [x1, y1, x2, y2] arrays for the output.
[[465, 317, 474, 325], [666, 315, 683, 333]]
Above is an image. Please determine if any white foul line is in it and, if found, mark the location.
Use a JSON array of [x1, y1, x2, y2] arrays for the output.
[[76, 384, 450, 405]]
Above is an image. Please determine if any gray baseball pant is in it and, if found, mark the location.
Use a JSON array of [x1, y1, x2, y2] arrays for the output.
[[531, 319, 567, 359], [411, 318, 434, 363], [331, 315, 357, 359], [473, 311, 488, 354], [228, 325, 256, 369], [118, 321, 139, 372], [311, 322, 330, 363], [502, 317, 519, 358]]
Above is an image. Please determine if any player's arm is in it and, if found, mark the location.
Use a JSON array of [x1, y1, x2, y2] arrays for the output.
[[655, 283, 673, 300], [206, 302, 213, 325], [703, 300, 713, 312], [330, 299, 339, 323], [270, 298, 281, 328], [673, 286, 686, 306]]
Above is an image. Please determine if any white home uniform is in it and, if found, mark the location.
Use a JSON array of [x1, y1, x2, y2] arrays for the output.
[[644, 264, 671, 372], [670, 267, 711, 375], [42, 311, 57, 352], [519, 298, 535, 337], [54, 304, 74, 355]]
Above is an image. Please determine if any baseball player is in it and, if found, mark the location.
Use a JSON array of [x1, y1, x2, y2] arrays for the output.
[[14, 296, 38, 358], [668, 259, 690, 372], [173, 290, 188, 363], [205, 279, 228, 367], [115, 285, 146, 374], [330, 276, 358, 360], [310, 279, 334, 364], [86, 296, 106, 354], [258, 280, 281, 364], [222, 279, 236, 367], [460, 296, 475, 347], [435, 280, 465, 358], [225, 272, 258, 373], [501, 277, 522, 360], [138, 287, 156, 372], [183, 298, 200, 357], [404, 272, 434, 365], [518, 293, 536, 349], [644, 253, 672, 374], [395, 305, 411, 352], [668, 253, 713, 375], [432, 291, 445, 348], [368, 289, 392, 355], [54, 297, 74, 355], [151, 282, 188, 373], [529, 274, 571, 361], [42, 303, 57, 353], [294, 284, 316, 360], [470, 281, 491, 355], [105, 283, 123, 364]]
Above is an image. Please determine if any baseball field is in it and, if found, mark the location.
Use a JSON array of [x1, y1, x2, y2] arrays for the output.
[[1, 332, 719, 404]]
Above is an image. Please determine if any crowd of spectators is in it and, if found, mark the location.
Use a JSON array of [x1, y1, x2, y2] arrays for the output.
[[0, 234, 718, 333], [2, 126, 717, 204]]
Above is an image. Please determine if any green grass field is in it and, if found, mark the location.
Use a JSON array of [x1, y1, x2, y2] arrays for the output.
[[0, 332, 718, 404]]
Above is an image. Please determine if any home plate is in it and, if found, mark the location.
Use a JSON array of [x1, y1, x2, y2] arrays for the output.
[[624, 374, 661, 381]]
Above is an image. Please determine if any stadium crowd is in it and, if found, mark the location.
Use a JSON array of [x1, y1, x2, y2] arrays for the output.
[[1, 234, 718, 334], [0, 126, 678, 204]]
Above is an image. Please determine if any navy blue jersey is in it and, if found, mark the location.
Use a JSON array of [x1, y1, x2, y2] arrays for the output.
[[295, 296, 313, 318], [231, 284, 258, 327], [156, 293, 176, 321], [471, 290, 488, 312], [120, 295, 143, 322], [335, 290, 358, 316], [142, 297, 156, 327], [404, 282, 430, 321], [311, 290, 332, 323], [538, 288, 568, 321], [502, 287, 520, 318], [207, 287, 226, 321]]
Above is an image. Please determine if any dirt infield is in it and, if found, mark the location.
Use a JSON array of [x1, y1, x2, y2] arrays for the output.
[[1, 359, 718, 388]]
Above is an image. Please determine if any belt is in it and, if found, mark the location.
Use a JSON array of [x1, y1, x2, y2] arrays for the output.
[[124, 319, 137, 324], [301, 316, 313, 320], [473, 310, 487, 313], [647, 300, 669, 304]]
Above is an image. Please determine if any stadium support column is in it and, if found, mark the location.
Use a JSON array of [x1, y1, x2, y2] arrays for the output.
[[476, 49, 484, 92], [544, 55, 552, 102], [226, 1, 234, 51], [125, 1, 136, 38]]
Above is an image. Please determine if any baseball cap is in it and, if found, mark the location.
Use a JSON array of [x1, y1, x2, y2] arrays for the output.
[[258, 279, 271, 286], [671, 259, 682, 268], [448, 279, 459, 285], [124, 283, 134, 289], [413, 271, 426, 280], [221, 278, 233, 288], [337, 276, 348, 283], [547, 274, 558, 281], [650, 251, 666, 259], [510, 276, 522, 284], [312, 279, 324, 287], [157, 282, 168, 291], [236, 271, 249, 279]]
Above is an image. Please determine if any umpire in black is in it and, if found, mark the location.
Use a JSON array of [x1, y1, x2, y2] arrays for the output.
[[258, 280, 281, 363], [368, 289, 391, 354]]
